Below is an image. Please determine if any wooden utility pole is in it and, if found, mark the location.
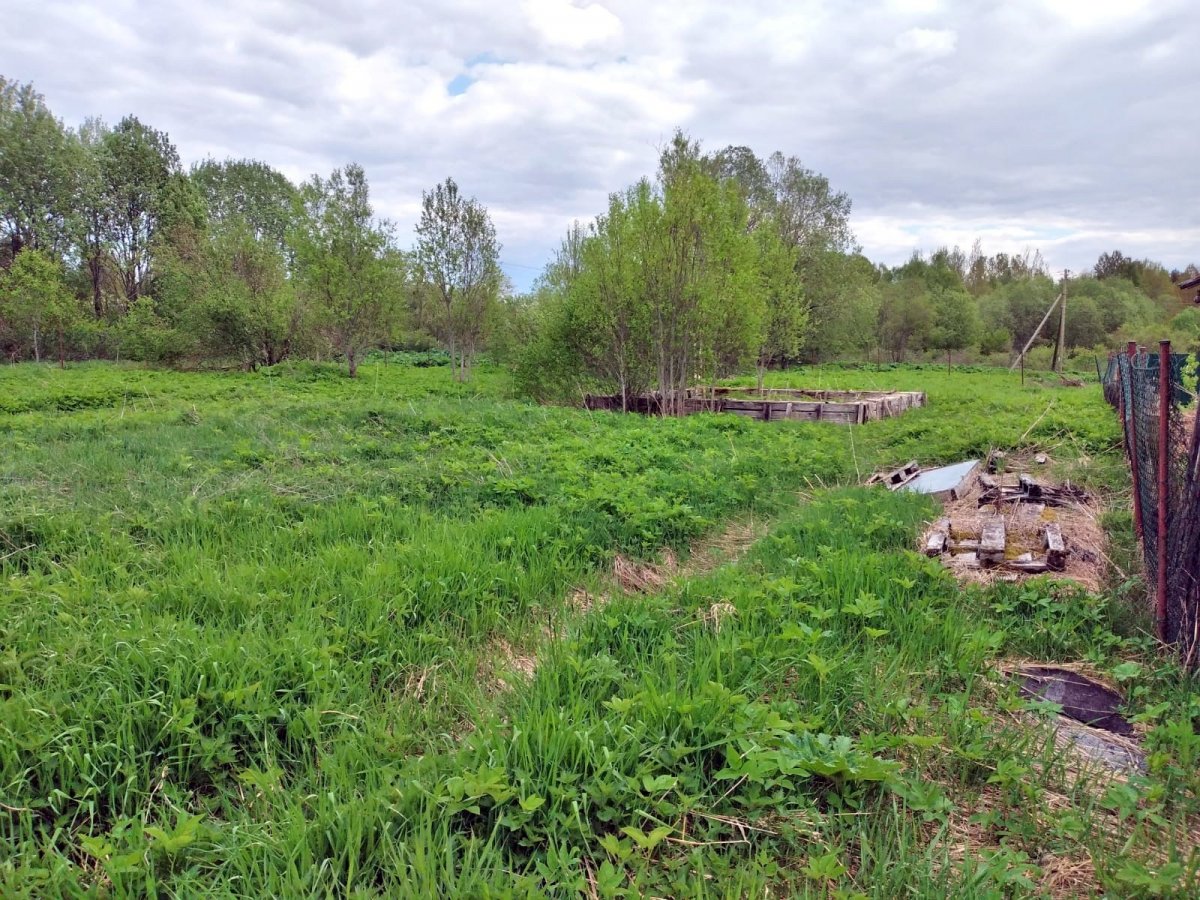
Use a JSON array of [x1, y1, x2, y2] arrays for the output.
[[1010, 291, 1062, 371], [1051, 269, 1068, 374]]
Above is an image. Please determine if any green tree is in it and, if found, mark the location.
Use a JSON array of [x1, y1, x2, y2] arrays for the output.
[[928, 287, 979, 370], [800, 252, 880, 362], [166, 159, 300, 366], [990, 276, 1058, 353], [291, 164, 402, 377], [1067, 276, 1156, 335], [74, 117, 113, 317], [115, 295, 183, 363], [156, 218, 298, 368], [978, 326, 1011, 356], [1095, 249, 1135, 281], [98, 116, 185, 305], [191, 158, 297, 252], [708, 143, 858, 367], [753, 223, 805, 389], [522, 133, 767, 409], [765, 152, 854, 260], [0, 78, 78, 263], [652, 132, 762, 412], [569, 184, 657, 406], [877, 280, 932, 362], [1064, 295, 1106, 350], [414, 177, 502, 381], [0, 249, 78, 365]]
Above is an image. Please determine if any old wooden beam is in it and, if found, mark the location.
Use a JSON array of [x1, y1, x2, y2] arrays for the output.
[[1044, 523, 1067, 571], [925, 518, 951, 556], [980, 520, 1006, 567], [1004, 559, 1051, 574]]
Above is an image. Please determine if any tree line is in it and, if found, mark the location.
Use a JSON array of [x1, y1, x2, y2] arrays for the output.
[[0, 76, 501, 376], [495, 132, 1199, 401], [4, 74, 1199, 389]]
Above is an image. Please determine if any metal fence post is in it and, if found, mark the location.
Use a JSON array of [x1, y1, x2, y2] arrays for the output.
[[1158, 341, 1171, 642], [1116, 355, 1128, 459], [1127, 341, 1144, 540]]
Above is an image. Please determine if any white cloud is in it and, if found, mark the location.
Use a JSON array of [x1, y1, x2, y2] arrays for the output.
[[522, 0, 623, 50], [887, 0, 941, 13], [1038, 0, 1156, 30], [2, 0, 1198, 286], [894, 26, 956, 57]]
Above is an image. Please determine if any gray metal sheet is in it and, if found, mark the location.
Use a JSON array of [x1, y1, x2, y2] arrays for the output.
[[900, 459, 979, 499]]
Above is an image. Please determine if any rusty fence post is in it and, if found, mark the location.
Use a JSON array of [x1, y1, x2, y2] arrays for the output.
[[1127, 341, 1145, 540], [1116, 355, 1128, 458], [1158, 341, 1171, 643]]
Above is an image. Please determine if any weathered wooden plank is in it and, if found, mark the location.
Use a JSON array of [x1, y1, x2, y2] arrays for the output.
[[1004, 559, 1051, 574], [925, 518, 951, 556], [978, 482, 1087, 508], [815, 402, 864, 414], [1044, 523, 1067, 571], [980, 520, 1006, 567], [722, 399, 772, 411]]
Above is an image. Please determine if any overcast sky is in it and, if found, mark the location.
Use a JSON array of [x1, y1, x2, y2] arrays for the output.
[[4, 0, 1198, 290]]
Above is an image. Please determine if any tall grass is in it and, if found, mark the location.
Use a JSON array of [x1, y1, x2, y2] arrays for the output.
[[1, 359, 1192, 897]]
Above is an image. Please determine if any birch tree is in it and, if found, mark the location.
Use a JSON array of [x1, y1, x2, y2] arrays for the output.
[[414, 178, 501, 381], [291, 164, 402, 377]]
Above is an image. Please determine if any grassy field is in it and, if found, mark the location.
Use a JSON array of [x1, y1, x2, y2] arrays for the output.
[[2, 357, 1198, 897]]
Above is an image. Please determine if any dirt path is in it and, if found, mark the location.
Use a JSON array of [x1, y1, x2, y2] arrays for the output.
[[484, 515, 771, 690]]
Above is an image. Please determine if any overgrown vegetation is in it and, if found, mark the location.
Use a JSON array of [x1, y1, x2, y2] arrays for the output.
[[3, 358, 1199, 896]]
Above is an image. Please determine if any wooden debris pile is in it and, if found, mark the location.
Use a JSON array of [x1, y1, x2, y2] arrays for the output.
[[977, 472, 1088, 508], [925, 507, 1071, 575], [915, 466, 1099, 585]]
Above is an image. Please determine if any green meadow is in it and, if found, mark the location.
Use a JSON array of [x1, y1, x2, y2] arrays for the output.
[[2, 359, 1198, 897]]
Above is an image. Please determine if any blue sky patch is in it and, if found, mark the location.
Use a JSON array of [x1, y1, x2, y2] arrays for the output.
[[447, 74, 474, 96]]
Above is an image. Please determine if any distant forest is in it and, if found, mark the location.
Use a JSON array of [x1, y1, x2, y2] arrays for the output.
[[3, 74, 1197, 396]]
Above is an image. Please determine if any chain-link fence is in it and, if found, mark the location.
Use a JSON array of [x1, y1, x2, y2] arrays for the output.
[[1101, 345, 1200, 666]]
